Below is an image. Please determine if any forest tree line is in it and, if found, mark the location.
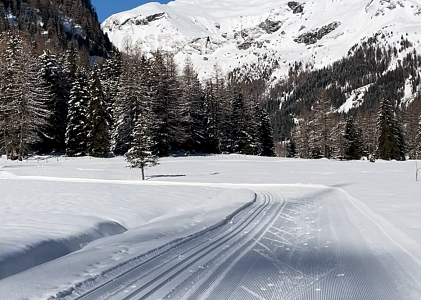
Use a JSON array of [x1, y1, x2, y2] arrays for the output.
[[263, 34, 421, 161], [286, 89, 421, 161], [0, 31, 275, 160]]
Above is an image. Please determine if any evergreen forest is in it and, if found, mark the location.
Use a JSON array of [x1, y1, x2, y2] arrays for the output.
[[0, 0, 420, 162]]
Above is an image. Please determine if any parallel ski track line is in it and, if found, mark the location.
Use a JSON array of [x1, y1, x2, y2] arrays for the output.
[[119, 192, 273, 300], [69, 193, 268, 300], [165, 193, 287, 300]]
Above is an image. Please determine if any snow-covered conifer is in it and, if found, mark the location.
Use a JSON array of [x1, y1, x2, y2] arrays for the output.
[[126, 111, 158, 180], [39, 50, 69, 152], [87, 65, 110, 157], [376, 97, 405, 160], [0, 33, 51, 160], [308, 89, 333, 158], [65, 68, 90, 156], [343, 117, 364, 160], [112, 55, 148, 155]]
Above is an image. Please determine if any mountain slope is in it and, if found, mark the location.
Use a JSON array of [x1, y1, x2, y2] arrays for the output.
[[0, 0, 112, 56], [102, 0, 421, 81]]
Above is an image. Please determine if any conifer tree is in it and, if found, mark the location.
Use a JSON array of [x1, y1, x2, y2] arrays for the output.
[[292, 109, 312, 158], [255, 104, 275, 156], [0, 33, 51, 160], [202, 81, 220, 153], [100, 50, 122, 129], [376, 97, 405, 160], [149, 51, 179, 156], [403, 101, 421, 159], [39, 50, 69, 152], [178, 58, 204, 152], [343, 117, 364, 160], [64, 42, 78, 81], [0, 32, 22, 159], [87, 65, 110, 157], [112, 54, 148, 155], [65, 68, 90, 156], [309, 89, 333, 158], [125, 104, 158, 180]]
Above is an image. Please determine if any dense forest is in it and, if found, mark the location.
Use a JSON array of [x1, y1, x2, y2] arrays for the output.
[[262, 35, 421, 161], [0, 30, 275, 160], [0, 0, 420, 161], [0, 0, 112, 55]]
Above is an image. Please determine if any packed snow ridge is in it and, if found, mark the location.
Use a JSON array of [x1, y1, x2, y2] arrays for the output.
[[102, 0, 421, 80]]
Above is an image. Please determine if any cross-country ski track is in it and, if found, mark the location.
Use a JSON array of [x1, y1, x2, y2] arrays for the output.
[[1, 160, 421, 300], [33, 182, 420, 299]]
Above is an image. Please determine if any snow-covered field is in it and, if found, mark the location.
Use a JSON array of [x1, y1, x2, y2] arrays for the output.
[[1, 155, 420, 299]]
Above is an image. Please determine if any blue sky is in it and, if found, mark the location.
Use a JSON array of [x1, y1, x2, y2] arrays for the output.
[[92, 0, 171, 22]]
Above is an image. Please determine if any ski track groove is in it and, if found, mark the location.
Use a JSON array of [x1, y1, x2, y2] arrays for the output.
[[48, 185, 421, 300], [161, 192, 284, 300], [63, 194, 259, 300], [93, 192, 274, 300]]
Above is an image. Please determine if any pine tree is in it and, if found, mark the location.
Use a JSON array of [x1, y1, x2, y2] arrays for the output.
[[343, 117, 364, 160], [100, 50, 122, 130], [111, 55, 148, 155], [65, 68, 90, 156], [148, 51, 179, 156], [125, 110, 158, 180], [292, 108, 312, 158], [0, 33, 51, 160], [376, 97, 405, 160], [39, 50, 69, 152], [403, 101, 421, 159], [202, 81, 220, 153], [255, 104, 275, 156], [64, 42, 78, 81], [87, 65, 110, 157], [179, 58, 204, 152], [309, 89, 333, 158]]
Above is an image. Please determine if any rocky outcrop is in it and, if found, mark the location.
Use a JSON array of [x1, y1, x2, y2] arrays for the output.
[[259, 19, 283, 34], [294, 22, 341, 45], [287, 1, 304, 14], [121, 12, 166, 26]]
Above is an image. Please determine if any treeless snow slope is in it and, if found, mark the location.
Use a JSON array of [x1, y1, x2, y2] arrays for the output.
[[0, 156, 420, 299]]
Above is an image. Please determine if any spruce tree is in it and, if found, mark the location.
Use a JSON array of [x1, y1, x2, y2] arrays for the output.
[[202, 81, 220, 153], [125, 109, 158, 180], [179, 58, 204, 152], [255, 104, 275, 156], [376, 97, 405, 160], [65, 68, 90, 156], [0, 32, 22, 159], [100, 50, 122, 130], [343, 117, 364, 160], [309, 89, 333, 158], [112, 55, 149, 155], [0, 33, 51, 160], [87, 66, 110, 157], [39, 50, 69, 152], [148, 51, 179, 156]]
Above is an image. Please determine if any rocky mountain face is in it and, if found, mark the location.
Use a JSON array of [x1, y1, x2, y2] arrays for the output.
[[103, 0, 421, 83]]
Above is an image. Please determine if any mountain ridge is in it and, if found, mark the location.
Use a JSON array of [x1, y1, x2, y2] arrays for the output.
[[102, 0, 421, 85]]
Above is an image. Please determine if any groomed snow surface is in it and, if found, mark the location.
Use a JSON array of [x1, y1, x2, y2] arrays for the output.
[[1, 155, 420, 299]]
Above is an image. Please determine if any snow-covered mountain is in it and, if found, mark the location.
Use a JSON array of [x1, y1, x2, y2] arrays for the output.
[[102, 0, 421, 81]]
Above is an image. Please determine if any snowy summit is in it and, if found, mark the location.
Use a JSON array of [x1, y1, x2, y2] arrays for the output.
[[102, 0, 421, 79]]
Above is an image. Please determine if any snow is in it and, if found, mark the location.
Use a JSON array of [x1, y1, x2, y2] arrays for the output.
[[1, 155, 421, 299], [102, 0, 421, 82]]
